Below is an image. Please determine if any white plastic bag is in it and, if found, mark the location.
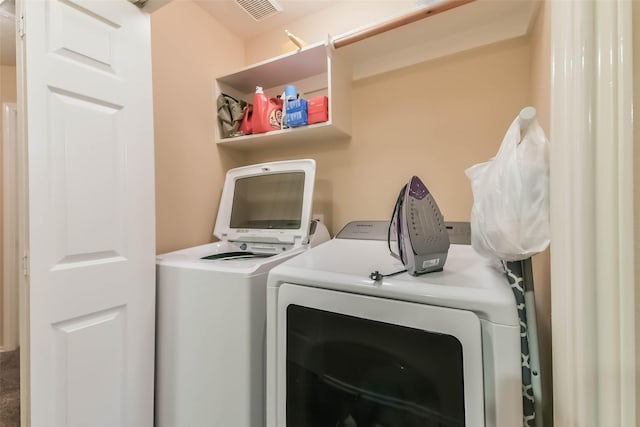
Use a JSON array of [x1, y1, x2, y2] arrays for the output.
[[465, 113, 550, 261]]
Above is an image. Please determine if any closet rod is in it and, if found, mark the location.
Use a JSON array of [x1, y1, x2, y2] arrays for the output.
[[331, 0, 476, 50]]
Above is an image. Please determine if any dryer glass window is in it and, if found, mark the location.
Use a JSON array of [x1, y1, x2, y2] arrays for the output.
[[286, 305, 465, 427], [230, 172, 305, 229]]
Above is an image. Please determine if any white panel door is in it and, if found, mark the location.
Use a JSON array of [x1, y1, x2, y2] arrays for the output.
[[23, 0, 155, 426]]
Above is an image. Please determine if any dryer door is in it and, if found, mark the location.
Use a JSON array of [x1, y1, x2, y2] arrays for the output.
[[275, 284, 484, 427]]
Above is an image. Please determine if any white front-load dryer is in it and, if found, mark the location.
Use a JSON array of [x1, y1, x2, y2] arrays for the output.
[[155, 159, 328, 427], [266, 223, 522, 427]]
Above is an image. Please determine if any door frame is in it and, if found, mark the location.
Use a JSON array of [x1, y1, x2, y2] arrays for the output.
[[15, 0, 30, 425]]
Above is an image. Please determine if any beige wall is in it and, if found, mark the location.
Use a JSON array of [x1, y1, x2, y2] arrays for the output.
[[245, 37, 532, 235], [0, 65, 17, 344], [151, 0, 246, 254], [0, 65, 17, 131], [634, 0, 640, 423], [245, 1, 417, 63], [152, 1, 537, 242]]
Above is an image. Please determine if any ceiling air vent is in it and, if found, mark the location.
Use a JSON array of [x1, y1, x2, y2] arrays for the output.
[[235, 0, 283, 21]]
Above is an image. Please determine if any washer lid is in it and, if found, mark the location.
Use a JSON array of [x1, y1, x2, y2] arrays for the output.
[[214, 159, 316, 247]]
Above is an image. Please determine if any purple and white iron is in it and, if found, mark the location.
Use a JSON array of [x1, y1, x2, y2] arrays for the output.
[[388, 176, 450, 275]]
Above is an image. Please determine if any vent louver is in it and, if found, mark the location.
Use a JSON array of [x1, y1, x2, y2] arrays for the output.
[[234, 0, 283, 21]]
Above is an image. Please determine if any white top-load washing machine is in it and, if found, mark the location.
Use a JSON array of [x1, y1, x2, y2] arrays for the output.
[[155, 159, 329, 427], [266, 222, 522, 427]]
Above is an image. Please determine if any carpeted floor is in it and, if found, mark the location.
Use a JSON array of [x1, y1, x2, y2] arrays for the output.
[[0, 348, 20, 427]]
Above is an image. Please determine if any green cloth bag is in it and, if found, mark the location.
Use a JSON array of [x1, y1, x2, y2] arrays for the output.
[[217, 93, 247, 138]]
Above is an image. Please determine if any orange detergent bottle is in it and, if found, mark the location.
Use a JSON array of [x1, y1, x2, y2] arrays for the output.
[[252, 86, 282, 134]]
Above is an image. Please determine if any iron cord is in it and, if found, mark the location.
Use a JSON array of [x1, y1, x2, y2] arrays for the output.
[[369, 269, 407, 281]]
